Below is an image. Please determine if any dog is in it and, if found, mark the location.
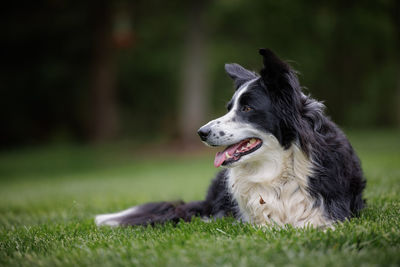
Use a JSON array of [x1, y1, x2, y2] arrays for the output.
[[95, 48, 366, 228]]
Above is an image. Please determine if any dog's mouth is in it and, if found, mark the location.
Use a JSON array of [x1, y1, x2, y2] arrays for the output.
[[214, 138, 262, 167]]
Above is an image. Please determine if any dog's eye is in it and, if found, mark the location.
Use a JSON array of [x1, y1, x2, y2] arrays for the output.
[[241, 105, 252, 112]]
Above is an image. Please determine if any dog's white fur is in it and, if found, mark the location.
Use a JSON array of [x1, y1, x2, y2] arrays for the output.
[[228, 141, 330, 227], [95, 206, 138, 226]]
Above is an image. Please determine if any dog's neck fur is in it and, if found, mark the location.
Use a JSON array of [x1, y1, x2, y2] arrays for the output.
[[227, 142, 331, 227]]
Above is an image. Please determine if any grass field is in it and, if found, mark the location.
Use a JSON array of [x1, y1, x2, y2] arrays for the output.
[[0, 130, 399, 266]]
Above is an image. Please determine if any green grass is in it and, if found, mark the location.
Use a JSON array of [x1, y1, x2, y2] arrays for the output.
[[0, 130, 399, 266]]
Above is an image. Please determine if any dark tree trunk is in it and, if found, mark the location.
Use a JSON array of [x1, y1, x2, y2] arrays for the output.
[[393, 0, 400, 127], [88, 1, 119, 142], [179, 0, 209, 146]]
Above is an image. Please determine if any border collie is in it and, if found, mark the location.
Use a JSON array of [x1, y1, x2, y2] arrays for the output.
[[95, 49, 366, 228]]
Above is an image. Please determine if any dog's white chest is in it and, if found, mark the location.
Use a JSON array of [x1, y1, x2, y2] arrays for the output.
[[227, 145, 331, 228], [229, 178, 324, 227]]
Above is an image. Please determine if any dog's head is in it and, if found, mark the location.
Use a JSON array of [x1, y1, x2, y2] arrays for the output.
[[198, 49, 306, 168]]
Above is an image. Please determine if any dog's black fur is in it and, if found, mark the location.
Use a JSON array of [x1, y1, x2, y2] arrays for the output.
[[96, 49, 366, 227]]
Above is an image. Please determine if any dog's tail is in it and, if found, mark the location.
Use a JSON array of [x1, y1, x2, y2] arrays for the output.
[[95, 200, 208, 227]]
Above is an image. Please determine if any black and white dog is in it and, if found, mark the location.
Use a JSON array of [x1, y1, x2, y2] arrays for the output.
[[96, 49, 366, 228]]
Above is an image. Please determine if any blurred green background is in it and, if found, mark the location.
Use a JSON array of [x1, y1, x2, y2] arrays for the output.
[[1, 0, 399, 149]]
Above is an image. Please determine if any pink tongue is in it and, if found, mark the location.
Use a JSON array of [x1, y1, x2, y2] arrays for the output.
[[214, 152, 226, 168], [214, 142, 243, 168]]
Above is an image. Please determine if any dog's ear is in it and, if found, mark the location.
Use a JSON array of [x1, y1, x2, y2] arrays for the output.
[[259, 48, 296, 95], [259, 48, 308, 151], [225, 63, 257, 90]]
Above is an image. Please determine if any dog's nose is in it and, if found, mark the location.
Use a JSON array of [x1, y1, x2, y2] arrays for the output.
[[197, 126, 211, 141]]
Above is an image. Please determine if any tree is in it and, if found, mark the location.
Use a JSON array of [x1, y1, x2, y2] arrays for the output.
[[393, 0, 400, 127], [179, 0, 210, 146], [87, 1, 119, 142]]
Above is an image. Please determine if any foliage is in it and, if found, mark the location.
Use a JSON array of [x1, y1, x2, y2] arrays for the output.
[[1, 0, 399, 147]]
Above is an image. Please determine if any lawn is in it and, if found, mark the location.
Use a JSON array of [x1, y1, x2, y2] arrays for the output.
[[0, 130, 399, 266]]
